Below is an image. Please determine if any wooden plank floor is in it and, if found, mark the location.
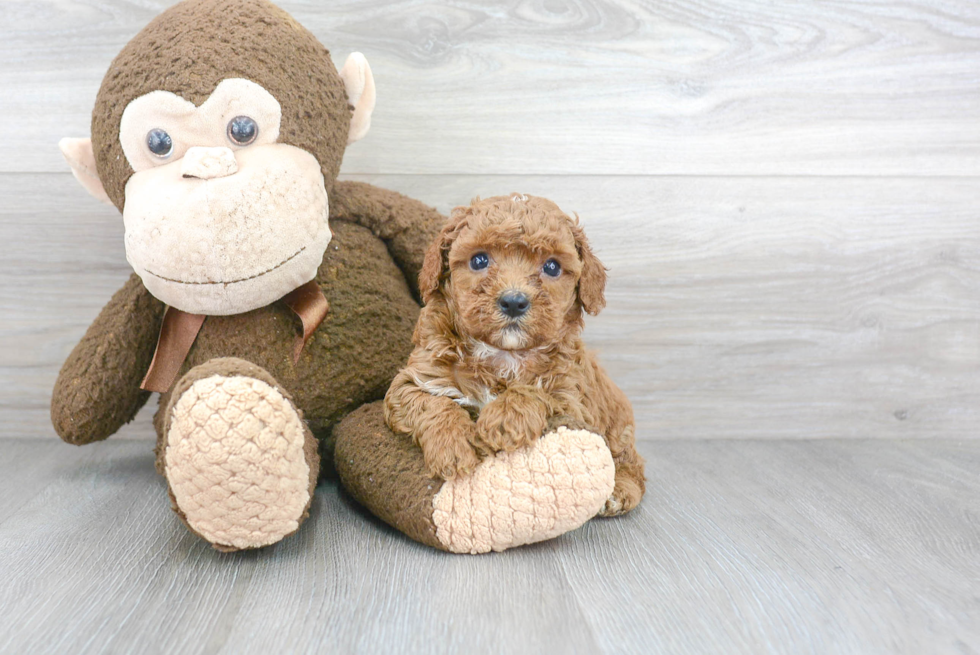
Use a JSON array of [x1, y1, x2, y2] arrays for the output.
[[2, 1, 979, 653], [0, 438, 976, 654]]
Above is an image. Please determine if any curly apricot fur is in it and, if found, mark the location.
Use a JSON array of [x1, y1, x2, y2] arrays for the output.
[[385, 194, 645, 514]]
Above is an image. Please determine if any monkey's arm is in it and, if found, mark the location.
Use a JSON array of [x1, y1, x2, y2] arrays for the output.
[[329, 181, 445, 299], [51, 273, 165, 445]]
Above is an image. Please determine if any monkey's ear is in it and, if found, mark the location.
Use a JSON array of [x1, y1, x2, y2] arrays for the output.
[[59, 137, 113, 206], [573, 223, 607, 316], [339, 53, 376, 145]]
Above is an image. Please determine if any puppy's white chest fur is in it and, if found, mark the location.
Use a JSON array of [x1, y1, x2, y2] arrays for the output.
[[470, 340, 529, 380], [412, 374, 496, 411], [415, 341, 543, 411]]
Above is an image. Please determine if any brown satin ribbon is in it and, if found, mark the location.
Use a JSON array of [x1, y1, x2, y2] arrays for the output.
[[140, 280, 329, 393], [281, 280, 330, 363], [140, 307, 206, 393]]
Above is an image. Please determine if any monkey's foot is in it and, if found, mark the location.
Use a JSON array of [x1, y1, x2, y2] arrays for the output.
[[335, 403, 615, 554], [163, 366, 318, 551], [432, 426, 615, 553]]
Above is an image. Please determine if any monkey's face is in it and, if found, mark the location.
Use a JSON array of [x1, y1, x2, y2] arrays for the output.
[[61, 0, 376, 315], [118, 79, 330, 315]]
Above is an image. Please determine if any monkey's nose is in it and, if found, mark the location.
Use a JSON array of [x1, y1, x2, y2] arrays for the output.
[[181, 146, 238, 180], [498, 291, 530, 318]]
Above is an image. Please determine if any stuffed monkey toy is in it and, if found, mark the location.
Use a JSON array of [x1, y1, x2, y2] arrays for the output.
[[54, 0, 618, 554]]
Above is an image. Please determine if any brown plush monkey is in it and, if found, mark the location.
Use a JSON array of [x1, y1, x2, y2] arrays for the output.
[[55, 0, 618, 553]]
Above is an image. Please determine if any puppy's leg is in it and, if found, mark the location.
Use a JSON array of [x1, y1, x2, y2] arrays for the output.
[[474, 385, 556, 455], [584, 364, 646, 517], [385, 370, 481, 480], [599, 424, 645, 517], [414, 399, 482, 480]]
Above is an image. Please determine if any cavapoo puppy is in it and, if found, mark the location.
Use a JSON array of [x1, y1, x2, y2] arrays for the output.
[[384, 194, 644, 515]]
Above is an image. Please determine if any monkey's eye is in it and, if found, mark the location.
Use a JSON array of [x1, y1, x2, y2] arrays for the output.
[[227, 116, 258, 146], [146, 128, 173, 158], [469, 253, 490, 271], [542, 259, 562, 278]]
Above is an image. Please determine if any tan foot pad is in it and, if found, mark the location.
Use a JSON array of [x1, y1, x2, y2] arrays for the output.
[[165, 375, 311, 550], [432, 427, 615, 554]]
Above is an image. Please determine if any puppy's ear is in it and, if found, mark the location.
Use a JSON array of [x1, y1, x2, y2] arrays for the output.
[[419, 209, 468, 303], [418, 239, 445, 303], [573, 222, 607, 315]]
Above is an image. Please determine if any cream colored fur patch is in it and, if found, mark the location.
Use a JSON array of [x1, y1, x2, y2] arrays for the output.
[[119, 78, 282, 173], [165, 374, 311, 550], [123, 143, 330, 315], [431, 427, 615, 554]]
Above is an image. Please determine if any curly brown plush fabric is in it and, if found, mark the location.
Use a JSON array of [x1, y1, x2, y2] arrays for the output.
[[52, 188, 436, 457], [52, 0, 624, 554], [152, 218, 420, 442], [51, 274, 165, 445], [51, 0, 453, 553], [334, 403, 618, 554], [158, 357, 320, 552], [330, 180, 446, 300], [92, 0, 350, 209], [334, 401, 444, 550]]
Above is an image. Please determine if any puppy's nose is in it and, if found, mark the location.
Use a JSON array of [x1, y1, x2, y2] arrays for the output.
[[498, 291, 530, 318]]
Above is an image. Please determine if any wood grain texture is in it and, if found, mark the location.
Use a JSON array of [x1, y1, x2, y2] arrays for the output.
[[354, 174, 980, 440], [4, 173, 978, 440], [3, 2, 978, 652], [2, 0, 979, 175], [0, 438, 976, 654]]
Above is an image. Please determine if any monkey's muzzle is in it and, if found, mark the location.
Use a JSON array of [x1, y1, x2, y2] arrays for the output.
[[123, 143, 331, 316], [180, 147, 239, 180]]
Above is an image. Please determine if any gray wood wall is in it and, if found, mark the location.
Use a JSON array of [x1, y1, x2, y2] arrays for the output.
[[2, 0, 978, 440]]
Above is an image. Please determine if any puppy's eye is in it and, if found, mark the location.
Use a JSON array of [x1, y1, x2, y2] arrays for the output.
[[227, 116, 258, 145], [542, 259, 562, 277], [146, 128, 173, 158], [470, 253, 490, 271]]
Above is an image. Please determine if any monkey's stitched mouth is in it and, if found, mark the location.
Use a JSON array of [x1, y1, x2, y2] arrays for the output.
[[143, 246, 306, 285]]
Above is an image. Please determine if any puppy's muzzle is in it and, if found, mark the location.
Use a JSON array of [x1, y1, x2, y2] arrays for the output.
[[498, 291, 530, 319]]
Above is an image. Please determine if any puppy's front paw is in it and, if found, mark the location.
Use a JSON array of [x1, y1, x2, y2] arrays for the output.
[[420, 422, 482, 481], [475, 389, 549, 454]]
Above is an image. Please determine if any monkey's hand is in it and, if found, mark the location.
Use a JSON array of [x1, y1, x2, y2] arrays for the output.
[[51, 274, 164, 445]]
